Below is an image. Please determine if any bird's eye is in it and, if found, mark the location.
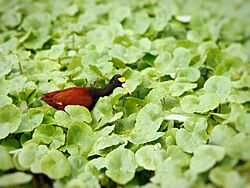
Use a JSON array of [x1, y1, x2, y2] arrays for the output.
[[118, 77, 126, 83]]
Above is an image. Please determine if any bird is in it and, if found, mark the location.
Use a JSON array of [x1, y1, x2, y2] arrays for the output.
[[41, 74, 131, 110]]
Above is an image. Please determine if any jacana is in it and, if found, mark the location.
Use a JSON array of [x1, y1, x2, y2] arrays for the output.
[[41, 74, 131, 110]]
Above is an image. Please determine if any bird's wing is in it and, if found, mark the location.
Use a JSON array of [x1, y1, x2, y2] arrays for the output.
[[41, 86, 93, 109]]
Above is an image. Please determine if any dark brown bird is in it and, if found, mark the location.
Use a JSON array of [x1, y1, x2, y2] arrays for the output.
[[41, 74, 131, 110]]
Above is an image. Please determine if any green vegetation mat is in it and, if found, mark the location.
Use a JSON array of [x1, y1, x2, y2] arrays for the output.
[[0, 0, 250, 187]]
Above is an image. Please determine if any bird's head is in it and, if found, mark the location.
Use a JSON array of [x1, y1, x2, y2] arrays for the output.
[[110, 74, 131, 94]]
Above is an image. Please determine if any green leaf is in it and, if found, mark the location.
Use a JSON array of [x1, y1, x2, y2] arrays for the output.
[[225, 103, 246, 124], [40, 149, 71, 179], [228, 89, 250, 103], [18, 143, 38, 169], [67, 122, 96, 156], [170, 83, 197, 96], [133, 103, 163, 133], [196, 93, 220, 113], [171, 47, 191, 69], [0, 146, 14, 170], [176, 129, 206, 154], [0, 172, 32, 187], [89, 61, 113, 78], [55, 105, 92, 128], [91, 96, 113, 126], [232, 74, 250, 89], [109, 44, 142, 64], [151, 158, 184, 187], [152, 3, 177, 31], [0, 95, 12, 106], [184, 117, 208, 132], [180, 95, 199, 113], [0, 56, 11, 77], [129, 103, 164, 144], [32, 124, 65, 149], [204, 76, 231, 103], [67, 172, 100, 188], [176, 15, 191, 23], [94, 134, 127, 154], [123, 69, 142, 92], [166, 145, 191, 168], [224, 43, 248, 62], [129, 132, 165, 145], [1, 10, 21, 28], [22, 12, 51, 33], [54, 110, 71, 128], [23, 30, 51, 50], [0, 78, 10, 95], [141, 183, 160, 188], [65, 4, 78, 16], [176, 118, 208, 153], [95, 125, 115, 138], [17, 108, 44, 132], [146, 81, 172, 103], [30, 145, 49, 173], [91, 97, 122, 130], [86, 23, 123, 52], [154, 51, 172, 75], [162, 128, 177, 149], [235, 113, 250, 134], [209, 125, 237, 146], [114, 113, 137, 134], [105, 146, 137, 184], [68, 155, 87, 176], [1, 137, 20, 151], [48, 44, 65, 60], [180, 94, 219, 113], [190, 145, 225, 173], [135, 144, 163, 170], [138, 38, 151, 52], [6, 76, 26, 94], [85, 157, 106, 171], [209, 167, 246, 188], [125, 10, 151, 34], [109, 6, 131, 22], [65, 105, 92, 123], [225, 133, 250, 160], [198, 42, 218, 63], [64, 178, 85, 188], [110, 88, 126, 105], [20, 15, 51, 49], [0, 104, 22, 139], [176, 67, 200, 82]]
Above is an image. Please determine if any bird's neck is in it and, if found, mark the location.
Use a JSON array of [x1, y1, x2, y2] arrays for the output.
[[90, 83, 117, 102]]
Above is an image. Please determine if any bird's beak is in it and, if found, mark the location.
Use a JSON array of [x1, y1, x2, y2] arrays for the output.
[[122, 83, 131, 95]]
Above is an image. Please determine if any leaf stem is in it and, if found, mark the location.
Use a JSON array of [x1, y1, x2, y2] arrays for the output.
[[18, 61, 23, 75], [32, 175, 38, 188], [72, 32, 75, 49]]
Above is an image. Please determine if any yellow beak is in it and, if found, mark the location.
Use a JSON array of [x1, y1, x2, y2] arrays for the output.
[[122, 83, 131, 95]]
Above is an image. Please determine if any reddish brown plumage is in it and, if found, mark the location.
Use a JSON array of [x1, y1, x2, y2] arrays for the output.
[[41, 86, 93, 110]]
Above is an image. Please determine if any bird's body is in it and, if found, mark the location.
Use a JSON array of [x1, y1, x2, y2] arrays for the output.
[[41, 86, 93, 110], [41, 75, 130, 110]]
